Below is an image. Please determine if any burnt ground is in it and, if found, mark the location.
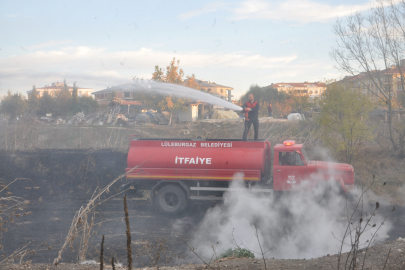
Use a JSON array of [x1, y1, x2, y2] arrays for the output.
[[2, 195, 215, 266], [3, 239, 405, 270], [0, 150, 217, 267], [2, 199, 405, 270], [0, 149, 404, 269]]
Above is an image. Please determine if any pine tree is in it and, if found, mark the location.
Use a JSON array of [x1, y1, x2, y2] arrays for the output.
[[29, 85, 39, 114], [72, 82, 78, 104], [0, 91, 27, 119], [38, 91, 56, 115], [55, 79, 72, 116]]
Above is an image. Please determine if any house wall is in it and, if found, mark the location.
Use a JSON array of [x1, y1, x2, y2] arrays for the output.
[[351, 75, 399, 98], [276, 86, 325, 98], [93, 91, 136, 101], [175, 105, 198, 122], [202, 87, 232, 98]]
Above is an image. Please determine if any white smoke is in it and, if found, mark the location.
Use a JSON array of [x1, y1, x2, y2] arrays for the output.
[[187, 173, 392, 260]]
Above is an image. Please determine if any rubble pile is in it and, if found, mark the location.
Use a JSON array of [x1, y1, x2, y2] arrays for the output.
[[134, 111, 171, 125], [210, 109, 240, 119], [28, 106, 173, 126]]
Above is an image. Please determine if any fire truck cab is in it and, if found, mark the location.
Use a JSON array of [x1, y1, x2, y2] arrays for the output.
[[125, 137, 354, 214]]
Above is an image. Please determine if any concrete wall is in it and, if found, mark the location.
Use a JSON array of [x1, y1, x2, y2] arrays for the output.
[[175, 105, 198, 122]]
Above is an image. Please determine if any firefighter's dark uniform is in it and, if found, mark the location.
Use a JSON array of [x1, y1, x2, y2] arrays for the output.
[[242, 101, 260, 140]]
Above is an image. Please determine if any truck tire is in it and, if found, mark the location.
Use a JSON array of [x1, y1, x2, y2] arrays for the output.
[[155, 184, 187, 215], [314, 181, 345, 205]]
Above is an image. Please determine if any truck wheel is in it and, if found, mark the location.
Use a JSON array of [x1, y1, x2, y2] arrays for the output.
[[155, 185, 187, 215], [314, 181, 345, 205]]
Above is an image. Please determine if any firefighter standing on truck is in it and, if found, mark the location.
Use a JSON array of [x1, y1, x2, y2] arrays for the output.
[[242, 93, 260, 141]]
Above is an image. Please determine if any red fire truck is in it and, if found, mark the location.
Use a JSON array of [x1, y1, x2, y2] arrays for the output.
[[126, 138, 354, 214]]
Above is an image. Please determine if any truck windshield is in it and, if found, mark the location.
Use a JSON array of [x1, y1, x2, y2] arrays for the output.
[[301, 149, 310, 163]]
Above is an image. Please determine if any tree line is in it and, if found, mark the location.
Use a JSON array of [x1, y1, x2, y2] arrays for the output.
[[240, 84, 320, 118], [0, 80, 99, 119]]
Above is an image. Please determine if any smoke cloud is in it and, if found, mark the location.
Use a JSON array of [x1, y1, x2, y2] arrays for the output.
[[187, 173, 392, 260]]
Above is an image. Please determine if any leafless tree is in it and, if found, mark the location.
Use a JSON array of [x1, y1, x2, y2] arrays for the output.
[[331, 0, 405, 157]]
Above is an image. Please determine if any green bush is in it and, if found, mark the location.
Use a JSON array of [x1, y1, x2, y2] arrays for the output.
[[218, 247, 255, 259]]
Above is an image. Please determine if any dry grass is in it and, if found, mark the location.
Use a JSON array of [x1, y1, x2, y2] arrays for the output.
[[0, 178, 40, 265], [341, 146, 405, 205], [53, 160, 148, 265], [124, 195, 132, 270], [0, 178, 32, 238], [0, 119, 311, 151]]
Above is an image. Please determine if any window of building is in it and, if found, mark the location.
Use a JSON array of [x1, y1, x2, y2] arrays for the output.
[[124, 92, 130, 98], [78, 91, 82, 96], [315, 91, 318, 94], [220, 89, 223, 93]]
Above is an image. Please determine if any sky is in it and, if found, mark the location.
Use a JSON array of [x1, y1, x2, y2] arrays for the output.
[[0, 0, 374, 99]]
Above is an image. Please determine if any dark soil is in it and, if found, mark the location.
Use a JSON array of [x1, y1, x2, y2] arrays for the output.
[[3, 239, 405, 269], [0, 149, 128, 200]]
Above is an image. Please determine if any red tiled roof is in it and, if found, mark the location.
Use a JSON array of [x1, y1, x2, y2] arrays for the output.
[[268, 82, 326, 88], [183, 79, 233, 89], [342, 67, 405, 81]]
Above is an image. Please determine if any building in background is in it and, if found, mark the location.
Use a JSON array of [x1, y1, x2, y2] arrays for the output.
[[27, 82, 93, 99], [183, 79, 234, 101], [183, 79, 234, 118], [339, 63, 405, 100], [92, 87, 138, 105], [94, 79, 234, 120], [267, 82, 326, 99]]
